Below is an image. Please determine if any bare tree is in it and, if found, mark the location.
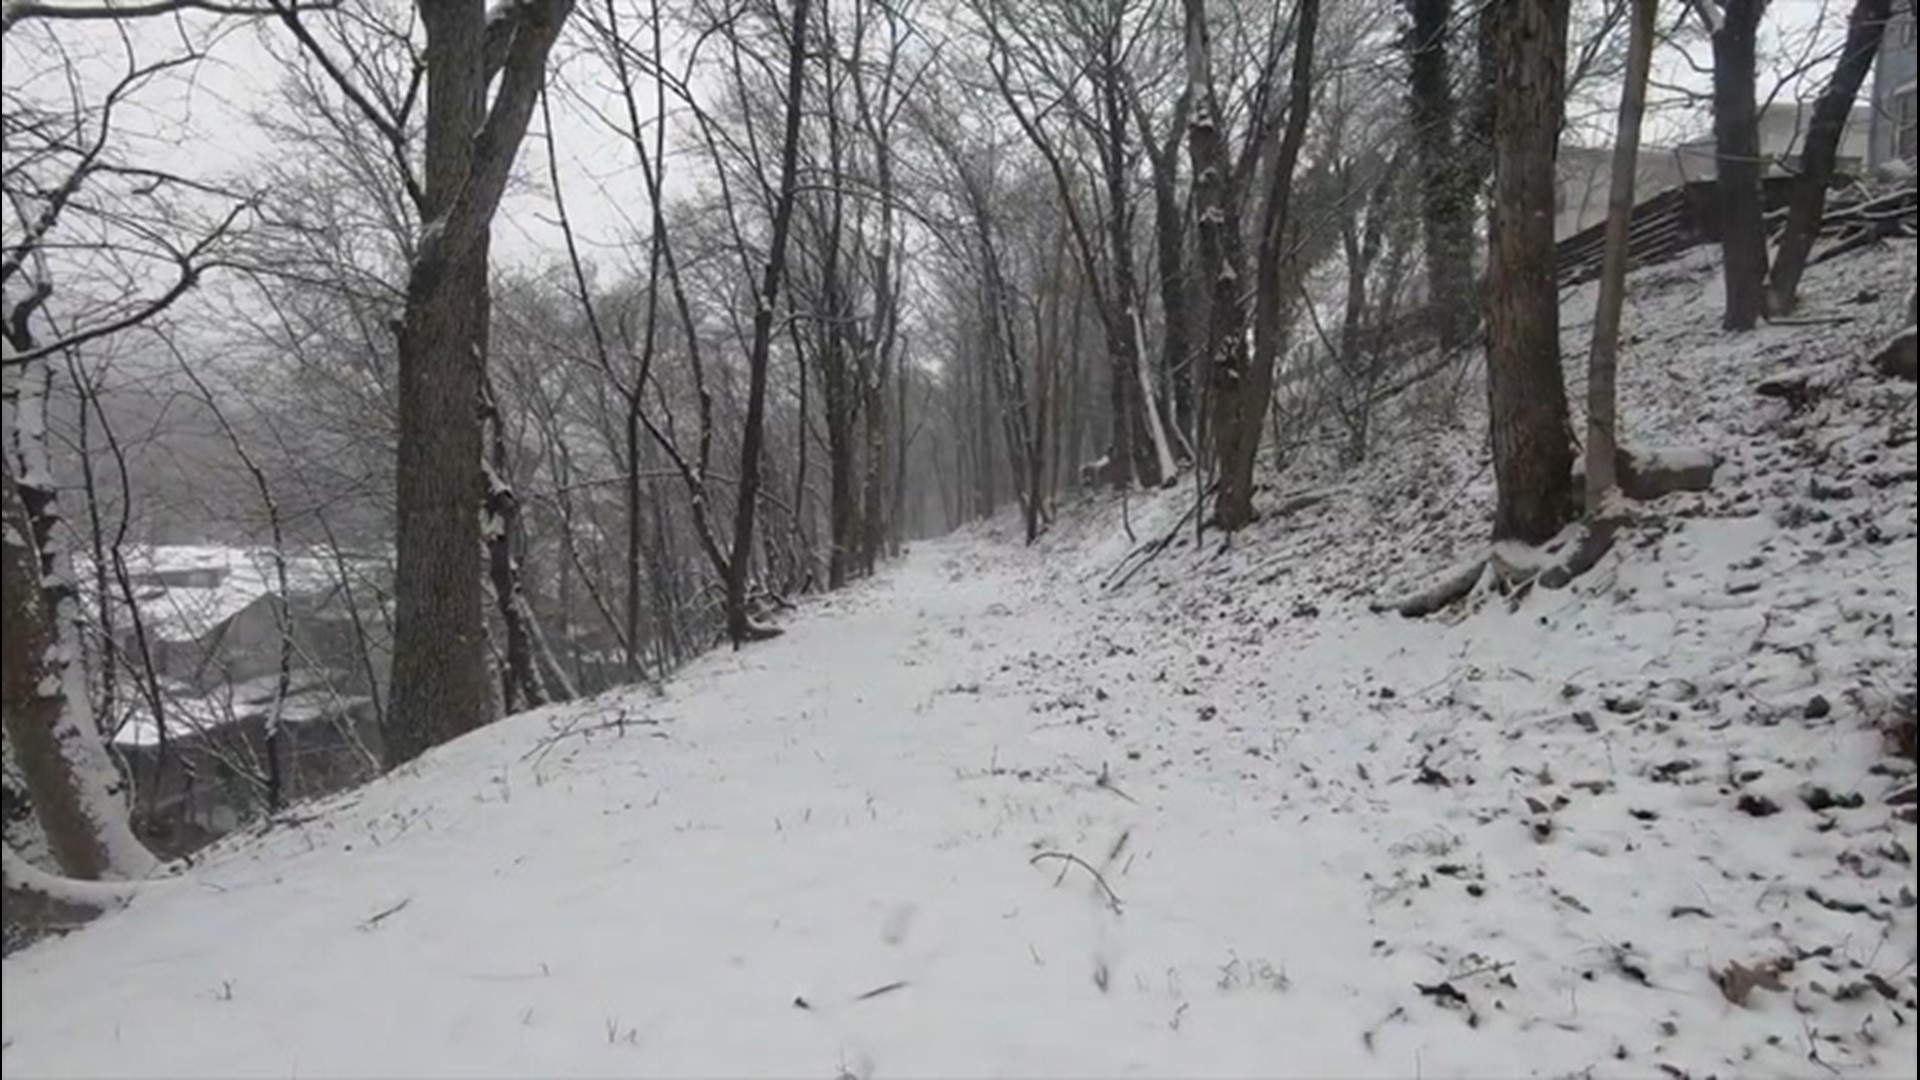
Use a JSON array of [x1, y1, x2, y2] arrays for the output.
[[1183, 0, 1321, 531], [1402, 0, 1478, 355], [1485, 0, 1574, 543], [722, 0, 812, 644], [268, 0, 577, 765], [1703, 0, 1771, 330], [1766, 0, 1890, 315], [1584, 0, 1657, 515]]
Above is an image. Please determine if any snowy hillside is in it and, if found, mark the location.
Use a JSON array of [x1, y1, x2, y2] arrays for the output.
[[3, 244, 1915, 1079]]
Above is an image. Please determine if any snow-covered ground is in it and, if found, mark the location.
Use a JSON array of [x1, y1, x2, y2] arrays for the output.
[[4, 244, 1915, 1078]]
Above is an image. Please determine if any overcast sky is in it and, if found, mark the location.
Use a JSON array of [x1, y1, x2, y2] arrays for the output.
[[0, 0, 1864, 285]]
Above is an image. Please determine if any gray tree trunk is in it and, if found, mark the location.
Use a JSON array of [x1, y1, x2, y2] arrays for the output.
[[1485, 0, 1575, 543]]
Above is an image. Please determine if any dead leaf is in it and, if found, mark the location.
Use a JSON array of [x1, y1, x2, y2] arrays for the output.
[[1715, 959, 1787, 1007]]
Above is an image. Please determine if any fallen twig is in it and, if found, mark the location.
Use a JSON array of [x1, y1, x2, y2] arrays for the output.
[[359, 897, 411, 931], [853, 980, 909, 1001], [1030, 851, 1125, 914]]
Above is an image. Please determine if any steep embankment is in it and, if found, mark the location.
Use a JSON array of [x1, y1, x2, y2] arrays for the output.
[[2, 242, 1914, 1079]]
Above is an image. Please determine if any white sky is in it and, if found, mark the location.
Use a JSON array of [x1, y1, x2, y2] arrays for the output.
[[0, 0, 1862, 282]]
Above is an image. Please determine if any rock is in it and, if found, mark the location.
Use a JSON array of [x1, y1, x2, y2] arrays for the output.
[[1871, 326, 1918, 383], [1891, 692, 1916, 760], [1617, 446, 1718, 500], [1736, 793, 1782, 817], [1757, 372, 1819, 410], [1805, 694, 1833, 719], [1800, 785, 1863, 812]]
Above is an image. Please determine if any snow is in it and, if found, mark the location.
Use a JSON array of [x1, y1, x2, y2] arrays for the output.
[[109, 671, 363, 748], [73, 544, 382, 650], [3, 244, 1915, 1077]]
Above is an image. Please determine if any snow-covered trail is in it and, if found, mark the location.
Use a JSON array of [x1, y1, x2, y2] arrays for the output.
[[4, 528, 1915, 1079]]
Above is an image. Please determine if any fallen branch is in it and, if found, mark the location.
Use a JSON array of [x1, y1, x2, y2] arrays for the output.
[[1029, 850, 1124, 914], [853, 980, 909, 1001], [2, 846, 145, 931], [1373, 552, 1489, 617], [521, 707, 667, 768], [359, 896, 411, 931], [1104, 480, 1216, 591], [1374, 520, 1622, 618]]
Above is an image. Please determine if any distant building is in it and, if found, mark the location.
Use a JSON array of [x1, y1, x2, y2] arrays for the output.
[[1555, 145, 1692, 240], [1669, 102, 1874, 182], [84, 545, 391, 855], [1557, 102, 1874, 241], [1871, 0, 1918, 168]]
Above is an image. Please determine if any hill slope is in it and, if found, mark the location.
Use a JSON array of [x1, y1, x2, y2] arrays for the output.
[[3, 242, 1915, 1079]]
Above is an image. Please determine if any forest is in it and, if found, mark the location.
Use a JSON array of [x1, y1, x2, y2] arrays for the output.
[[2, 0, 1917, 1071]]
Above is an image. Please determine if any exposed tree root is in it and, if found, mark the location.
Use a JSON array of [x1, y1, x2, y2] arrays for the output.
[[3, 845, 143, 942], [1375, 518, 1622, 618], [1104, 481, 1216, 591]]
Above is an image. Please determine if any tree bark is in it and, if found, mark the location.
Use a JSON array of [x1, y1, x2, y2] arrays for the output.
[[387, 0, 574, 766], [1405, 0, 1479, 354], [1767, 0, 1889, 315], [1710, 0, 1771, 331], [1585, 0, 1657, 515], [724, 0, 812, 646], [1214, 0, 1319, 530], [1183, 0, 1247, 524], [1138, 89, 1196, 446], [1485, 0, 1575, 543], [2, 460, 153, 882]]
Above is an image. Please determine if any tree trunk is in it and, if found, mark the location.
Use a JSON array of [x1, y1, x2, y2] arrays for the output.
[[387, 0, 574, 766], [1, 460, 153, 883], [1585, 0, 1657, 514], [482, 368, 561, 713], [1485, 0, 1575, 543], [1711, 0, 1771, 331], [1406, 0, 1479, 354], [1183, 0, 1248, 525], [1767, 0, 1889, 315], [1216, 0, 1319, 530], [387, 2, 491, 762], [1101, 75, 1165, 489], [724, 0, 812, 645], [1142, 99, 1196, 445]]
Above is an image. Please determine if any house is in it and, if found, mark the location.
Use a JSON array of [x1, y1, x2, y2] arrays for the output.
[[1668, 102, 1874, 182], [102, 545, 389, 696], [114, 673, 384, 855], [80, 545, 392, 854], [1558, 102, 1875, 241], [1871, 0, 1918, 168], [1555, 144, 1692, 239]]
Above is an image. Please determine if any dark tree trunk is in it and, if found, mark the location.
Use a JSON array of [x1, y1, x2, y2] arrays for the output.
[[1485, 0, 1575, 544], [723, 0, 811, 645], [481, 367, 557, 714], [623, 390, 645, 679], [1711, 0, 1771, 331], [1585, 0, 1657, 513], [1183, 0, 1247, 522], [1213, 0, 1319, 530], [1405, 0, 1479, 353], [827, 373, 857, 588], [1100, 72, 1168, 488], [387, 0, 491, 762], [1140, 92, 1195, 446], [1768, 0, 1889, 315], [2, 462, 116, 881], [387, 0, 574, 766]]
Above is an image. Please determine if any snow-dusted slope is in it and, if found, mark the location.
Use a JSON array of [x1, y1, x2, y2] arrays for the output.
[[3, 243, 1915, 1079]]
